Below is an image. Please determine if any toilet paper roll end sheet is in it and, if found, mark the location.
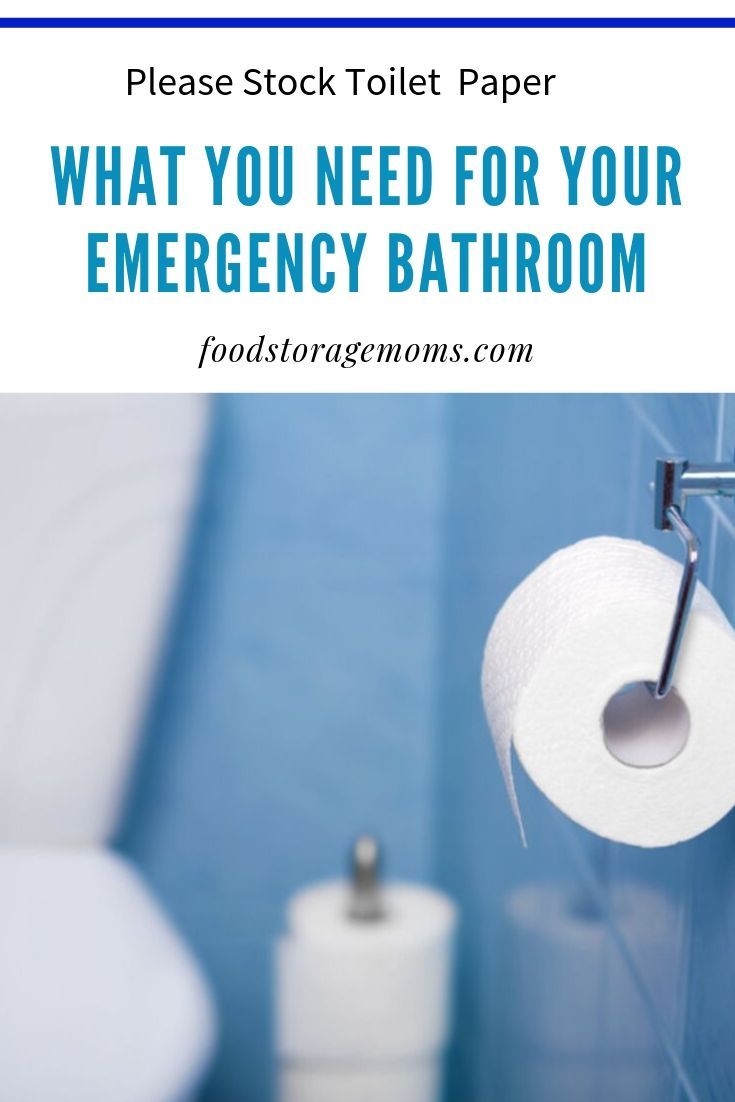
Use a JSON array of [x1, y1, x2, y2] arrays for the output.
[[481, 536, 735, 847]]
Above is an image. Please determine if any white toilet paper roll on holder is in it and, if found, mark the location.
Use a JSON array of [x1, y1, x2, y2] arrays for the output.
[[653, 456, 735, 698]]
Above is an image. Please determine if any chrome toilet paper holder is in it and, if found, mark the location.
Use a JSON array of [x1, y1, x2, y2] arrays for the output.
[[653, 456, 735, 698]]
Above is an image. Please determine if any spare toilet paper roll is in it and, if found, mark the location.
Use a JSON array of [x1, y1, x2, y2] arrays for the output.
[[279, 1060, 440, 1102], [504, 881, 675, 1056], [276, 881, 457, 1063], [481, 536, 735, 846], [502, 881, 675, 1102]]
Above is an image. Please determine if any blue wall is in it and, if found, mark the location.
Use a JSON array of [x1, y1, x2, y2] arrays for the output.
[[121, 396, 446, 1102], [435, 394, 735, 1102], [122, 394, 735, 1102]]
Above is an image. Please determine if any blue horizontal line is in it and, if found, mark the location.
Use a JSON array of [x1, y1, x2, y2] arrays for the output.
[[0, 16, 733, 29]]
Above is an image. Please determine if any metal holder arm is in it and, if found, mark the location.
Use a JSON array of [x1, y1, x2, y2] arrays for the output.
[[653, 457, 735, 698]]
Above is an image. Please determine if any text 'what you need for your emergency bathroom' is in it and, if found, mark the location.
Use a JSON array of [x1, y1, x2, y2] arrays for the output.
[[49, 144, 682, 295]]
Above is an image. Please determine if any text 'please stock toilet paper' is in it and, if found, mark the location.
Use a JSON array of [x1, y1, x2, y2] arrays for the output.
[[481, 537, 735, 847]]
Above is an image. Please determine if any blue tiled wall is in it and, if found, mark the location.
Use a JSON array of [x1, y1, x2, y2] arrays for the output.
[[122, 395, 446, 1102], [122, 394, 735, 1102], [436, 394, 735, 1102]]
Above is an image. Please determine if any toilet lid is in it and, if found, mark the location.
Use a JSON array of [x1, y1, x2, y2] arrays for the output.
[[0, 850, 216, 1102]]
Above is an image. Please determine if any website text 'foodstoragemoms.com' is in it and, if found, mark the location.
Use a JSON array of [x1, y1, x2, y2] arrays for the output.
[[196, 333, 534, 370]]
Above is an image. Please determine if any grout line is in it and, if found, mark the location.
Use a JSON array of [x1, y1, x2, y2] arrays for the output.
[[623, 395, 676, 454], [707, 498, 735, 544], [626, 418, 644, 539]]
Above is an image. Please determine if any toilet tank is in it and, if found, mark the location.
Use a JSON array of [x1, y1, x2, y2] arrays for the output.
[[0, 396, 209, 844]]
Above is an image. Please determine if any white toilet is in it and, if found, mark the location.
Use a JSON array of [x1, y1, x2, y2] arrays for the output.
[[0, 396, 217, 1101]]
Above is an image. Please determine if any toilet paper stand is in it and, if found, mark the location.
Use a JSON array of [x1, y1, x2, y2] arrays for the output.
[[653, 456, 735, 698]]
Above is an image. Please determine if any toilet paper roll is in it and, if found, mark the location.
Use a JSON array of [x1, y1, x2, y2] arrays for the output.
[[287, 881, 455, 950], [481, 537, 735, 846], [502, 882, 675, 1102], [278, 1060, 440, 1102], [504, 882, 675, 1056], [276, 881, 456, 1063]]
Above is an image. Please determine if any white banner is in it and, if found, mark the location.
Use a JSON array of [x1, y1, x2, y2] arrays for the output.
[[0, 12, 731, 391]]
